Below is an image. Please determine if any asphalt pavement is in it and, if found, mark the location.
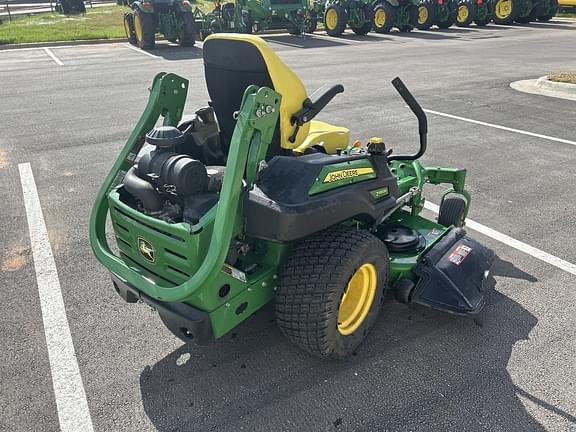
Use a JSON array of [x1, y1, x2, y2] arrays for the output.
[[1, 21, 575, 432]]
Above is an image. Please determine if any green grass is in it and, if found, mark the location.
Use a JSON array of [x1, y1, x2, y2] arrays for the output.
[[0, 1, 214, 45], [0, 5, 128, 45], [557, 10, 576, 18]]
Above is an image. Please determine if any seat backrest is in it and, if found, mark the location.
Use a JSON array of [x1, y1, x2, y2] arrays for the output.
[[203, 34, 310, 157]]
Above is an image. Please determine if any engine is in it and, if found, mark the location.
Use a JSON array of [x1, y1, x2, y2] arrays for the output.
[[121, 107, 225, 225]]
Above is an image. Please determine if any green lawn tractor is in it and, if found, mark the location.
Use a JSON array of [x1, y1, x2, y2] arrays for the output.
[[55, 0, 86, 14], [90, 34, 494, 359], [322, 0, 374, 36], [415, 0, 459, 29], [372, 0, 419, 34], [123, 0, 196, 49], [454, 0, 493, 26], [195, 0, 314, 40], [492, 0, 558, 23]]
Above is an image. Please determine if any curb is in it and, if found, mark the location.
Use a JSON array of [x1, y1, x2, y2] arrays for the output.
[[510, 76, 576, 101], [537, 75, 576, 95], [0, 38, 127, 51]]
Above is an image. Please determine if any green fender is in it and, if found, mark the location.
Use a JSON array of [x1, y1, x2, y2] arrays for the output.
[[245, 0, 270, 20]]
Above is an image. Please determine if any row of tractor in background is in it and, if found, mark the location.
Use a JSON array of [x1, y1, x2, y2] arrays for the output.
[[122, 0, 559, 49]]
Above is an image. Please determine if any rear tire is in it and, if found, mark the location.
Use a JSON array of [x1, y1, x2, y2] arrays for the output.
[[324, 4, 347, 36], [438, 197, 467, 228], [399, 4, 419, 31], [304, 10, 318, 33], [124, 12, 137, 45], [416, 0, 436, 29], [351, 22, 373, 35], [538, 0, 558, 20], [474, 4, 491, 25], [373, 2, 396, 33], [134, 9, 155, 50], [474, 17, 490, 25], [179, 12, 196, 46], [436, 12, 456, 28], [493, 0, 519, 24], [276, 227, 389, 359], [516, 2, 536, 24], [456, 0, 477, 26], [351, 5, 374, 35]]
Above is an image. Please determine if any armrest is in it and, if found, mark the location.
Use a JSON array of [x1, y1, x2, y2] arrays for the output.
[[289, 84, 344, 143], [292, 84, 344, 126]]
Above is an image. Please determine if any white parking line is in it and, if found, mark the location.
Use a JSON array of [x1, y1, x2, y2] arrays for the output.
[[425, 202, 576, 277], [309, 33, 366, 44], [18, 163, 94, 432], [122, 43, 160, 59], [266, 39, 304, 48], [424, 108, 576, 147], [44, 47, 64, 66]]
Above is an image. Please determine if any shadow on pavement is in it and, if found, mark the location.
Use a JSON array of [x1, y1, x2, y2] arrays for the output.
[[264, 34, 395, 48], [140, 255, 545, 432], [147, 43, 204, 61], [393, 31, 460, 40], [425, 27, 477, 34], [518, 21, 576, 30], [264, 34, 352, 49]]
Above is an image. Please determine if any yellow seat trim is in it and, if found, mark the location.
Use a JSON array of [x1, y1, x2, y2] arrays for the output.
[[294, 120, 350, 155]]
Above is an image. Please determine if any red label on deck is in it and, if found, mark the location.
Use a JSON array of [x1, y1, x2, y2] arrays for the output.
[[448, 244, 472, 266]]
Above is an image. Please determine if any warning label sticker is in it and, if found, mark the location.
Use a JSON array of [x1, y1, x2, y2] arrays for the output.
[[448, 244, 472, 266], [222, 264, 247, 283]]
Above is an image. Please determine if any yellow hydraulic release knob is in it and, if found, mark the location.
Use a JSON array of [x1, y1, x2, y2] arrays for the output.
[[367, 137, 387, 155]]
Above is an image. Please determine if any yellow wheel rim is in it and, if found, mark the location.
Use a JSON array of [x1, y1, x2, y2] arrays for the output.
[[457, 4, 469, 22], [337, 263, 378, 336], [325, 8, 338, 30], [495, 0, 512, 19], [134, 14, 143, 42], [418, 6, 429, 24], [124, 18, 131, 39], [374, 8, 386, 27]]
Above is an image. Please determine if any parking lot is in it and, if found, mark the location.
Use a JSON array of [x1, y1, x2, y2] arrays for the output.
[[1, 20, 576, 432]]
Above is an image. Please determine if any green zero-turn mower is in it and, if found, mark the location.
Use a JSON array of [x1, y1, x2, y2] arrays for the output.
[[123, 0, 196, 49], [55, 0, 86, 15], [415, 0, 459, 29], [90, 34, 494, 359], [492, 0, 558, 23], [195, 0, 316, 40], [454, 0, 493, 26], [323, 0, 374, 36], [372, 0, 419, 33]]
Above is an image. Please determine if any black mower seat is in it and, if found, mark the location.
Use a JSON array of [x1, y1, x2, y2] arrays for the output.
[[203, 34, 348, 158]]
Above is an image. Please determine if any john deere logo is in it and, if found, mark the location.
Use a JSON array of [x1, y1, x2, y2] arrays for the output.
[[138, 237, 155, 263], [323, 167, 375, 183]]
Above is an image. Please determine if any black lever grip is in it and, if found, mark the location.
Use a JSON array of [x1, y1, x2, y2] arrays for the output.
[[392, 77, 427, 136], [388, 77, 428, 162], [305, 84, 344, 110]]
